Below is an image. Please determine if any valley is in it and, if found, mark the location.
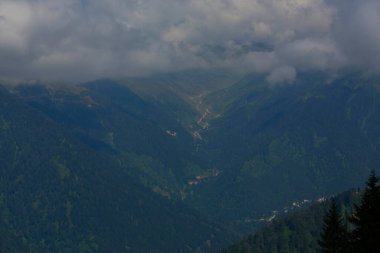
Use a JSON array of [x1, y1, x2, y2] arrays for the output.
[[1, 0, 379, 252], [1, 72, 380, 252]]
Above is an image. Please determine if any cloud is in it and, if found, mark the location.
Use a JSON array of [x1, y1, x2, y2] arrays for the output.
[[267, 66, 296, 85], [0, 0, 379, 82], [332, 0, 380, 74], [276, 38, 346, 71]]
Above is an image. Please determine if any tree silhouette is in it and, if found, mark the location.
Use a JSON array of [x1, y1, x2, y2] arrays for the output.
[[318, 199, 349, 253], [349, 170, 380, 253]]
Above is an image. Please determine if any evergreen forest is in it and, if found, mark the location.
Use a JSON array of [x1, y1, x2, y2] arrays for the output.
[[220, 172, 380, 253]]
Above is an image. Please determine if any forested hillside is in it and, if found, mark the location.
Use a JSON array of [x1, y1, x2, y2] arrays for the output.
[[219, 190, 359, 253], [2, 72, 380, 252], [220, 171, 380, 253], [0, 86, 234, 253], [189, 73, 380, 225], [1, 0, 380, 251]]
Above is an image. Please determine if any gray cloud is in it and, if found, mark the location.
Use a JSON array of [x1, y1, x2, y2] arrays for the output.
[[332, 0, 380, 74], [0, 0, 379, 82], [267, 65, 296, 85]]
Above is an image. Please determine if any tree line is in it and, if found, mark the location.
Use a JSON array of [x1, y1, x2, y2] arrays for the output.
[[319, 171, 380, 253]]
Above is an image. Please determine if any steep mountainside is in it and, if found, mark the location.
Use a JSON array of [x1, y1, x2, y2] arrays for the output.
[[0, 86, 234, 253], [188, 73, 380, 226], [219, 189, 360, 253], [122, 71, 239, 134], [10, 80, 212, 198], [3, 72, 380, 251]]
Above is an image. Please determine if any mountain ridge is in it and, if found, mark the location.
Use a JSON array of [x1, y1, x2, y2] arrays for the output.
[[0, 85, 236, 252], [2, 71, 380, 251]]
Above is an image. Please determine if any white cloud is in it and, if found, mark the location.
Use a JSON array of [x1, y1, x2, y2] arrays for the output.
[[0, 0, 378, 82]]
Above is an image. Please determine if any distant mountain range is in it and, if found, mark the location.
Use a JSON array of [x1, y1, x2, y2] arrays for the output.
[[1, 71, 380, 252]]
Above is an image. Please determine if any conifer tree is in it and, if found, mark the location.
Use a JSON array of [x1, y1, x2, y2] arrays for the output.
[[318, 199, 348, 253], [349, 170, 380, 253]]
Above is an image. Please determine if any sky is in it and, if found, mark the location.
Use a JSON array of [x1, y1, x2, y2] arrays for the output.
[[0, 0, 379, 83]]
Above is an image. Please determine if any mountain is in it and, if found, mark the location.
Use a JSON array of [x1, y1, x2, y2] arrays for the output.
[[186, 72, 380, 227], [10, 79, 210, 198], [121, 70, 239, 131], [0, 86, 234, 253], [219, 189, 360, 253], [2, 71, 380, 252]]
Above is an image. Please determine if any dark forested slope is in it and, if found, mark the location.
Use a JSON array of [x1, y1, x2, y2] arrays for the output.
[[189, 73, 380, 225], [0, 86, 233, 253], [219, 190, 360, 253], [11, 80, 211, 198], [2, 72, 380, 252]]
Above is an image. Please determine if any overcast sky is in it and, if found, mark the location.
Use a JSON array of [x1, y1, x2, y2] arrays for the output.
[[0, 0, 379, 83]]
